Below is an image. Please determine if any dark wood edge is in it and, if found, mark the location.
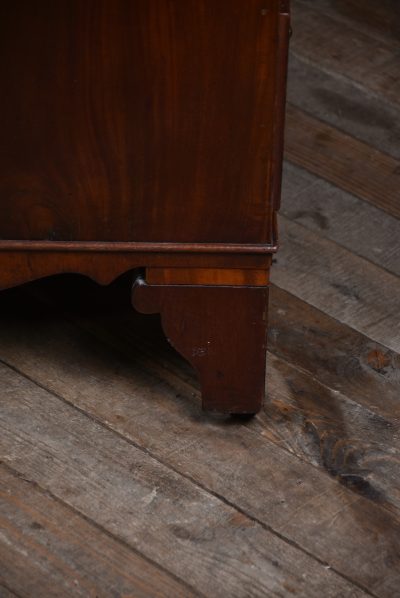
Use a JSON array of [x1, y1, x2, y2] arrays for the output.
[[0, 240, 278, 254], [271, 5, 291, 216], [132, 276, 269, 414], [279, 0, 290, 15], [0, 250, 272, 291]]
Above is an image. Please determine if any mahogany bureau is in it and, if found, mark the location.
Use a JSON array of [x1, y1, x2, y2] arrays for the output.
[[0, 1, 290, 415]]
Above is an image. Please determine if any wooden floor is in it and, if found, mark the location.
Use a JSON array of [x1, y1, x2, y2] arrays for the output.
[[1, 1, 400, 596]]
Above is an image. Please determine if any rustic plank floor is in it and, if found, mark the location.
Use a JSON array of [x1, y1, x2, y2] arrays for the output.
[[1, 1, 400, 596]]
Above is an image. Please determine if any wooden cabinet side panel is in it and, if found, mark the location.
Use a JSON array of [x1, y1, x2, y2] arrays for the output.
[[0, 0, 284, 244]]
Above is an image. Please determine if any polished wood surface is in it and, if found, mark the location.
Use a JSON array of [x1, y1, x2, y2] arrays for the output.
[[0, 0, 287, 244], [133, 276, 268, 413], [0, 251, 272, 291], [146, 266, 270, 286], [0, 0, 289, 416], [1, 0, 399, 594]]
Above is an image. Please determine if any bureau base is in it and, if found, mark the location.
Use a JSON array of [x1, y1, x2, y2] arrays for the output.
[[0, 243, 271, 415]]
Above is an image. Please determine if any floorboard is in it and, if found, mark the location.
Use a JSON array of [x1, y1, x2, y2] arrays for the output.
[[1, 1, 400, 596], [282, 162, 400, 277], [0, 465, 195, 598], [293, 0, 400, 47], [290, 0, 400, 108], [0, 284, 398, 596], [269, 285, 400, 420], [25, 275, 400, 421], [287, 56, 400, 160], [285, 105, 400, 219], [0, 357, 367, 598], [274, 217, 400, 352]]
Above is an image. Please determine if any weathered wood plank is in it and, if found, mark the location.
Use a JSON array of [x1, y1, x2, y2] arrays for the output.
[[269, 284, 400, 422], [0, 465, 197, 598], [0, 360, 368, 598], [52, 272, 400, 422], [293, 0, 400, 48], [0, 3, 398, 597], [290, 0, 400, 108], [30, 274, 400, 425], [273, 216, 400, 353], [281, 161, 400, 277], [258, 352, 400, 513], [0, 585, 19, 598], [21, 273, 400, 434], [19, 277, 400, 502], [287, 55, 400, 161], [284, 104, 400, 219], [22, 276, 400, 520], [0, 286, 398, 596], [54, 275, 400, 511], [49, 280, 400, 519]]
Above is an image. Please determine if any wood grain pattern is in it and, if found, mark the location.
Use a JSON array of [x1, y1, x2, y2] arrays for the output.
[[0, 465, 196, 598], [294, 0, 400, 47], [286, 54, 400, 160], [281, 161, 400, 277], [290, 0, 400, 107], [146, 267, 269, 286], [284, 105, 400, 219], [2, 1, 399, 595], [31, 276, 400, 520], [0, 282, 397, 596], [273, 217, 400, 353], [259, 350, 400, 510], [132, 276, 268, 413], [0, 251, 272, 291], [0, 240, 278, 254], [28, 277, 400, 521], [269, 285, 400, 422], [25, 274, 400, 426], [0, 0, 285, 244], [0, 1, 288, 419], [0, 359, 366, 598]]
